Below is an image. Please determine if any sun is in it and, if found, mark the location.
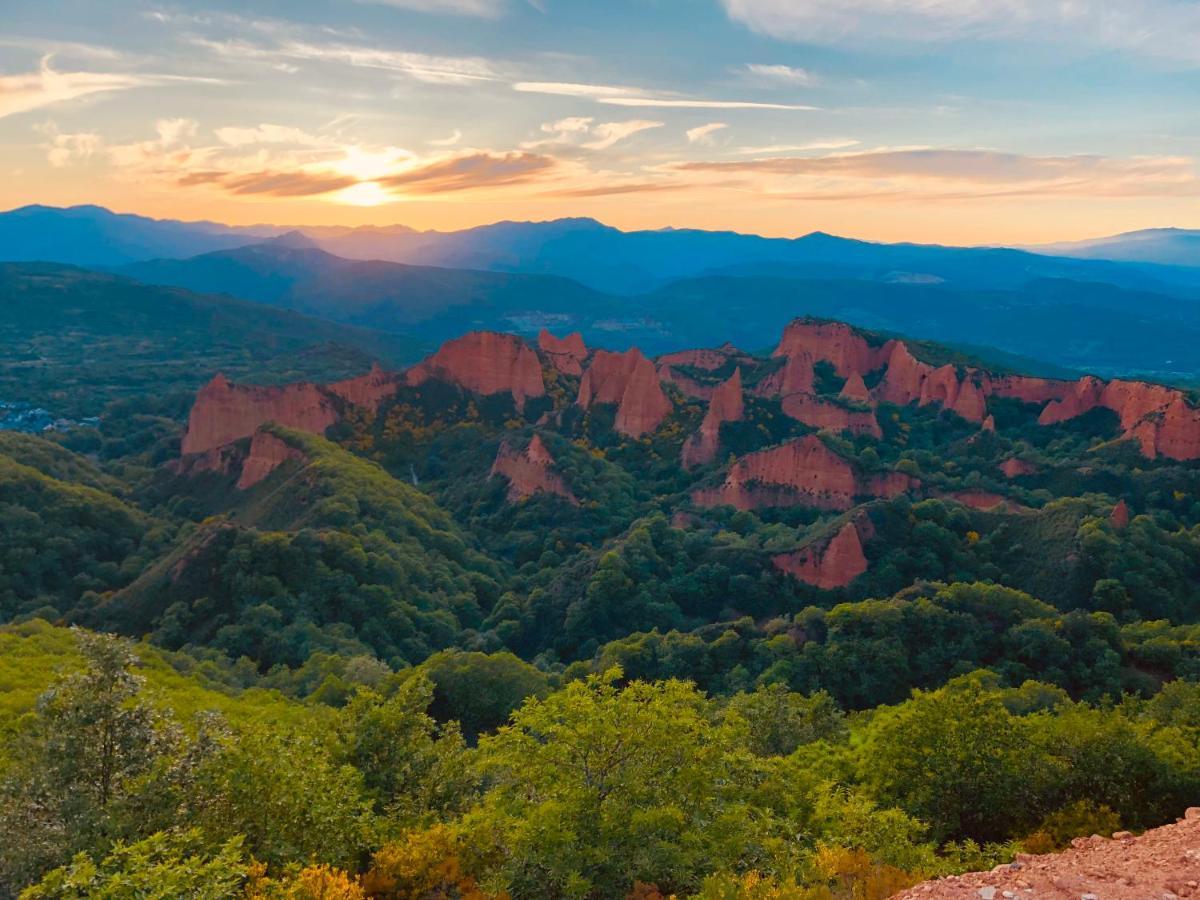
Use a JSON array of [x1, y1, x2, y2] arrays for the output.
[[332, 181, 393, 207]]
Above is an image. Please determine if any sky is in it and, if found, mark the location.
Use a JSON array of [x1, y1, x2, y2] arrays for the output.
[[2, 0, 1200, 244]]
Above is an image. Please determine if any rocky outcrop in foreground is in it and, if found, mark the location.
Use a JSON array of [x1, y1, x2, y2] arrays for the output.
[[892, 809, 1200, 899]]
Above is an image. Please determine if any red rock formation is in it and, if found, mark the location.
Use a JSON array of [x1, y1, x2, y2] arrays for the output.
[[406, 331, 545, 411], [538, 330, 588, 376], [1110, 499, 1130, 530], [872, 340, 933, 407], [328, 363, 399, 411], [490, 435, 576, 503], [981, 414, 996, 433], [181, 374, 340, 456], [989, 375, 1071, 406], [682, 369, 744, 468], [657, 346, 753, 400], [773, 520, 870, 589], [945, 490, 1009, 511], [694, 435, 914, 511], [578, 349, 672, 437], [1038, 376, 1105, 425], [657, 348, 730, 371], [840, 371, 871, 403], [1000, 458, 1037, 478], [237, 429, 305, 489], [780, 393, 881, 437], [755, 352, 816, 398], [773, 320, 888, 376]]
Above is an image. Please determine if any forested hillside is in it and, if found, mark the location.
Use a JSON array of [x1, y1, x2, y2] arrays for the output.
[[2, 301, 1200, 897]]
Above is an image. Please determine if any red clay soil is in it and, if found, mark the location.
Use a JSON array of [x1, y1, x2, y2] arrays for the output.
[[892, 809, 1200, 899]]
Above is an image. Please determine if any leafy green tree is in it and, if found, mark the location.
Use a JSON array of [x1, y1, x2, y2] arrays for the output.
[[190, 725, 374, 872], [726, 684, 847, 757], [859, 678, 1035, 842], [469, 669, 783, 898], [19, 829, 248, 900], [417, 650, 553, 741], [0, 631, 185, 893], [337, 674, 475, 825]]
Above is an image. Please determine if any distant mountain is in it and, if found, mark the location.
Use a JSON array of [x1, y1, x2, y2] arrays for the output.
[[308, 217, 1200, 296], [11, 205, 1200, 298], [117, 241, 1200, 380], [0, 262, 422, 416], [1030, 228, 1200, 268], [0, 204, 283, 267], [117, 243, 614, 343]]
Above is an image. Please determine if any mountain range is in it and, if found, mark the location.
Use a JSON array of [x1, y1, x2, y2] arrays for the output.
[[5, 204, 1200, 383]]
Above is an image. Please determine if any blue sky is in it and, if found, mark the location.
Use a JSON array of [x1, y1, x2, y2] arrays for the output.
[[2, 0, 1199, 242]]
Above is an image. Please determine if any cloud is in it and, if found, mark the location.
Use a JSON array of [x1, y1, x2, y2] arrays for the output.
[[0, 57, 146, 120], [686, 123, 728, 145], [734, 139, 859, 154], [181, 169, 358, 197], [673, 147, 1200, 200], [741, 63, 818, 87], [720, 0, 1200, 63], [378, 151, 557, 193], [214, 124, 329, 147], [513, 81, 816, 110], [526, 117, 664, 151], [356, 0, 507, 16], [194, 37, 502, 85], [428, 130, 463, 147], [37, 126, 103, 168], [549, 181, 691, 198]]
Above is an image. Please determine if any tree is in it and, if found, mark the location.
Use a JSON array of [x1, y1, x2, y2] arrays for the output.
[[468, 669, 784, 899], [19, 829, 248, 900], [337, 675, 475, 825], [858, 678, 1035, 842], [0, 631, 185, 893], [726, 685, 847, 757]]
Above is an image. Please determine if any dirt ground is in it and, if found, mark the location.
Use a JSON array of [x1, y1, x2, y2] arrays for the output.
[[892, 809, 1200, 899]]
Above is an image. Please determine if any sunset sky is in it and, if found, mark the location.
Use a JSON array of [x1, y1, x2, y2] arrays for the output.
[[3, 0, 1199, 244]]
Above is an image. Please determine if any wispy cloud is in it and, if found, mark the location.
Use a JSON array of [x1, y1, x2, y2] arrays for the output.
[[741, 63, 818, 87], [193, 37, 502, 85], [721, 0, 1200, 63], [428, 130, 463, 147], [527, 116, 663, 151], [674, 147, 1200, 200], [0, 57, 146, 120], [734, 139, 859, 154], [377, 151, 557, 193], [686, 123, 728, 145], [513, 81, 816, 110], [355, 0, 508, 17], [181, 169, 358, 197]]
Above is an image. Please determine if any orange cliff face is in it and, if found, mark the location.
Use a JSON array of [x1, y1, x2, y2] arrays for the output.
[[328, 363, 399, 409], [406, 331, 545, 411], [538, 329, 588, 376], [694, 435, 914, 511], [658, 346, 753, 400], [773, 320, 889, 376], [236, 429, 305, 490], [180, 374, 341, 456], [682, 368, 744, 468], [578, 348, 672, 437], [490, 434, 576, 503], [781, 393, 882, 438], [773, 519, 872, 589]]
